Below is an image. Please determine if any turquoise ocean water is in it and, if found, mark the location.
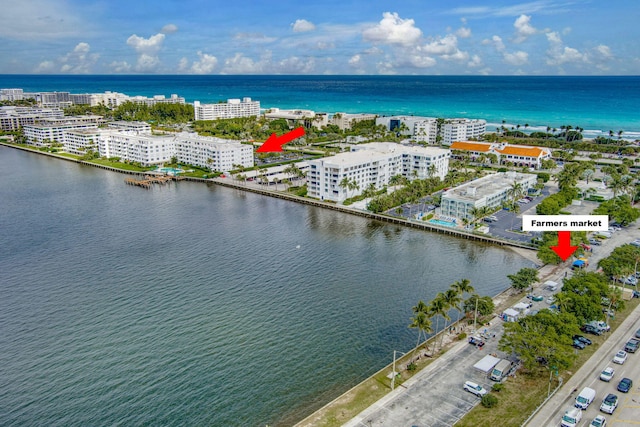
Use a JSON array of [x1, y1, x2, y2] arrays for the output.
[[1, 75, 639, 139]]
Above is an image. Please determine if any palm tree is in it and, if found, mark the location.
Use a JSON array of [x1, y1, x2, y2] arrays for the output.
[[452, 279, 474, 327], [409, 311, 432, 361], [339, 177, 351, 198], [439, 289, 460, 347], [507, 180, 524, 203], [427, 295, 448, 353]]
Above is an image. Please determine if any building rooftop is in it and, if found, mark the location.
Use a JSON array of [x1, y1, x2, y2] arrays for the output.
[[495, 145, 548, 157], [450, 141, 492, 152], [443, 172, 537, 202]]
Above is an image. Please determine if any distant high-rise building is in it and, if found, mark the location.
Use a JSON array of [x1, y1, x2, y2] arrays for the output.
[[193, 98, 260, 120]]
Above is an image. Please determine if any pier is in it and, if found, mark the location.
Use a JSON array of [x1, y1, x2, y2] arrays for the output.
[[124, 174, 185, 188]]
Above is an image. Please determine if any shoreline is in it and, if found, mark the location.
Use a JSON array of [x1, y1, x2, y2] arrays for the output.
[[0, 141, 537, 252]]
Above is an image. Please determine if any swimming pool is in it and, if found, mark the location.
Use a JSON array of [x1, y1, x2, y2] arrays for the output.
[[428, 219, 457, 228], [157, 167, 184, 175]]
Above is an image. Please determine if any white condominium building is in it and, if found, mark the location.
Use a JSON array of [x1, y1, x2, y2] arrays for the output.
[[97, 132, 176, 166], [0, 106, 64, 131], [174, 134, 253, 171], [307, 142, 450, 202], [193, 98, 260, 120], [331, 113, 377, 130], [375, 116, 439, 144], [413, 118, 438, 144], [264, 108, 327, 129], [63, 129, 103, 155], [23, 117, 101, 146], [128, 94, 185, 107], [440, 172, 537, 220], [107, 121, 152, 134], [0, 88, 24, 101], [96, 132, 254, 169], [442, 119, 486, 145]]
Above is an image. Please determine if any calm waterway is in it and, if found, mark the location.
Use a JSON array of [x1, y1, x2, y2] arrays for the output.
[[0, 146, 532, 426]]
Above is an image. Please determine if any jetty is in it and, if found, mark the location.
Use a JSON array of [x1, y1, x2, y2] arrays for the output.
[[124, 174, 184, 188]]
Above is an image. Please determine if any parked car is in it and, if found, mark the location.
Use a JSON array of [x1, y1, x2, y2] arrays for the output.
[[635, 328, 640, 339], [599, 393, 618, 414], [463, 380, 488, 397], [613, 350, 628, 364], [572, 339, 586, 350], [589, 238, 602, 246], [600, 367, 615, 382], [631, 239, 640, 247], [624, 338, 639, 353], [581, 325, 603, 335], [573, 335, 592, 345], [617, 378, 632, 393], [468, 336, 485, 347], [590, 415, 607, 427]]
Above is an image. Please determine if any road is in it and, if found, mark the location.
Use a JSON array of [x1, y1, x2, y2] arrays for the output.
[[524, 305, 640, 427], [344, 223, 640, 427]]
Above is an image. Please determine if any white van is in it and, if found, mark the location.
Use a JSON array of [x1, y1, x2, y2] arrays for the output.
[[489, 359, 513, 381], [574, 387, 596, 409], [595, 231, 612, 239], [560, 407, 582, 427]]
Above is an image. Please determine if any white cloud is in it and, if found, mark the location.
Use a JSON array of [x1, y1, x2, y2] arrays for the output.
[[161, 24, 178, 34], [35, 60, 56, 73], [233, 32, 277, 43], [349, 54, 362, 67], [545, 31, 587, 65], [363, 12, 422, 46], [407, 55, 437, 68], [190, 51, 218, 74], [292, 19, 316, 33], [277, 56, 316, 74], [486, 35, 528, 66], [178, 57, 189, 72], [456, 27, 472, 38], [513, 15, 537, 42], [59, 42, 99, 73], [503, 50, 529, 65], [222, 53, 266, 74], [593, 44, 613, 60], [109, 61, 132, 73], [467, 54, 483, 68], [419, 34, 459, 55], [126, 33, 166, 72]]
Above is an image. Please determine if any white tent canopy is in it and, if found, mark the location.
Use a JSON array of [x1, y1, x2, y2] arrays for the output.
[[473, 355, 501, 373]]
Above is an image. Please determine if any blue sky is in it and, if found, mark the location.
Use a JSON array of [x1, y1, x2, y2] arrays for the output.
[[0, 0, 637, 75]]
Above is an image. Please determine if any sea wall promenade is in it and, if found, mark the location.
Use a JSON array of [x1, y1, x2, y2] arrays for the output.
[[0, 141, 536, 251]]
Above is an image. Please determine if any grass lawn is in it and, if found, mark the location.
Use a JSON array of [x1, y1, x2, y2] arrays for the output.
[[86, 158, 155, 172]]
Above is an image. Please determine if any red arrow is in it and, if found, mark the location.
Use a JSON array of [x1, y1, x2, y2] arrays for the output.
[[256, 127, 305, 153], [551, 231, 578, 261]]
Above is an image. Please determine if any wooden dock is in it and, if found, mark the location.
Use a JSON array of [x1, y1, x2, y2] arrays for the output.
[[124, 174, 185, 188]]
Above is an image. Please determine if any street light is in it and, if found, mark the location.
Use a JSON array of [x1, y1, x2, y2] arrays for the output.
[[391, 350, 406, 390]]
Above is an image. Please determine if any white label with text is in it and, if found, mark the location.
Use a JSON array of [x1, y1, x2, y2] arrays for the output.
[[522, 215, 609, 231]]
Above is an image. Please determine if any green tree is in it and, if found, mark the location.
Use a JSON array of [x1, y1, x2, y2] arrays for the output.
[[428, 294, 449, 353], [463, 294, 495, 317], [507, 267, 539, 293], [409, 311, 433, 360], [452, 279, 474, 324]]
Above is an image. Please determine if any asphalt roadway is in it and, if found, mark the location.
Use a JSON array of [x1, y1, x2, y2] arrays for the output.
[[344, 224, 640, 427]]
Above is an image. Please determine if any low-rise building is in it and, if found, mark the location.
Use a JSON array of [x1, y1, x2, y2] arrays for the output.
[[63, 128, 102, 155], [96, 131, 254, 169], [23, 116, 102, 146], [331, 113, 377, 130], [264, 108, 327, 129], [0, 106, 64, 131], [449, 141, 552, 169], [107, 121, 152, 134], [307, 142, 450, 202], [174, 133, 253, 171], [442, 119, 486, 145], [0, 88, 25, 101], [128, 94, 185, 106], [97, 131, 175, 166], [193, 98, 260, 120], [439, 171, 537, 220]]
